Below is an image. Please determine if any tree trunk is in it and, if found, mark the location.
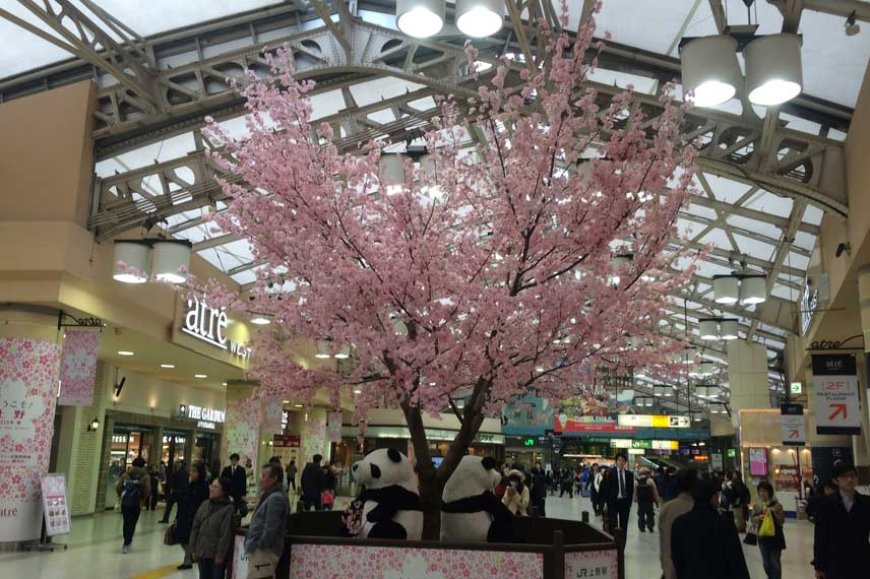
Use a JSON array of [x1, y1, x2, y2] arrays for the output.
[[417, 466, 442, 540]]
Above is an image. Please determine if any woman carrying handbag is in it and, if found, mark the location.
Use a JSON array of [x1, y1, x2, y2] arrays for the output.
[[752, 481, 786, 579]]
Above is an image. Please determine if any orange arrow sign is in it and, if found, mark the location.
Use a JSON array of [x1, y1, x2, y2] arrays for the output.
[[828, 403, 848, 421], [788, 429, 800, 438]]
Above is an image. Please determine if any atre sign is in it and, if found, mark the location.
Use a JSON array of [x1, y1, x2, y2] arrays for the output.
[[182, 298, 251, 361]]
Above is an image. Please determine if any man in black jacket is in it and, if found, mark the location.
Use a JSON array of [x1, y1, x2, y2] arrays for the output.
[[220, 453, 248, 514], [529, 465, 547, 517], [300, 454, 325, 511], [671, 479, 750, 579], [602, 453, 635, 533], [160, 459, 189, 524], [812, 461, 870, 579]]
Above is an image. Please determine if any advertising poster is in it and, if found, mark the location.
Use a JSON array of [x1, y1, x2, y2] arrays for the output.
[[812, 354, 861, 435], [288, 544, 543, 578], [223, 397, 259, 467], [327, 411, 342, 443], [40, 474, 71, 536], [749, 448, 769, 477], [0, 338, 61, 542], [58, 330, 100, 406], [260, 397, 284, 435]]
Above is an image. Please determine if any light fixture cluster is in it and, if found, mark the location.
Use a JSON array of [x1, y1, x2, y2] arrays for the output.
[[695, 384, 721, 399], [113, 239, 192, 284], [396, 0, 503, 39], [699, 317, 739, 341], [315, 341, 351, 360], [654, 384, 675, 397], [689, 361, 717, 378], [635, 396, 655, 408], [713, 274, 767, 306], [681, 33, 802, 107]]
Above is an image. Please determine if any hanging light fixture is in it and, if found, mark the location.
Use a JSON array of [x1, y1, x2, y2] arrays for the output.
[[713, 275, 739, 305], [745, 33, 803, 106], [379, 154, 405, 192], [739, 274, 767, 305], [152, 239, 192, 284], [679, 36, 742, 107], [315, 341, 332, 359], [250, 312, 273, 326], [699, 319, 720, 340], [456, 0, 503, 38], [720, 319, 739, 340], [113, 240, 151, 284], [333, 345, 351, 360], [396, 0, 445, 38]]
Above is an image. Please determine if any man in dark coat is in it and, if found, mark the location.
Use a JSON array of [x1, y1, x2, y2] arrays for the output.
[[529, 465, 547, 517], [160, 459, 189, 524], [220, 453, 248, 513], [671, 479, 749, 579], [300, 454, 325, 511], [812, 462, 870, 579], [601, 453, 635, 533], [175, 463, 209, 570]]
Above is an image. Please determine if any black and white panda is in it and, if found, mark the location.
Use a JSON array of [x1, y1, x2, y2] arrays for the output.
[[441, 455, 515, 543], [351, 448, 423, 540]]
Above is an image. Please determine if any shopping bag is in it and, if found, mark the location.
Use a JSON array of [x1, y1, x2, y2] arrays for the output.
[[758, 511, 775, 538], [163, 522, 178, 546]]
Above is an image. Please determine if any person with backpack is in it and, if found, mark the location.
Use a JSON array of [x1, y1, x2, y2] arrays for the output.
[[634, 466, 660, 532], [116, 456, 151, 553]]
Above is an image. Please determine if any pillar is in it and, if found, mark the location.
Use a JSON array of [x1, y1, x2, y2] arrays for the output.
[[300, 407, 330, 465], [727, 341, 771, 425], [854, 267, 870, 471]]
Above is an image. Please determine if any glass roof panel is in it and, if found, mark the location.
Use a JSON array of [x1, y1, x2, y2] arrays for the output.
[[743, 192, 794, 218]]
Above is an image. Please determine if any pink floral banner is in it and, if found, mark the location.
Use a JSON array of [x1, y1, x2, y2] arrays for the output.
[[289, 544, 544, 578], [223, 397, 259, 468], [58, 330, 100, 406], [261, 397, 284, 435], [327, 411, 342, 443], [0, 337, 60, 542]]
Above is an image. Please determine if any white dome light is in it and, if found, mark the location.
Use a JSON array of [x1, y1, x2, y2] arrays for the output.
[[680, 36, 741, 107], [113, 240, 151, 284], [396, 0, 444, 38], [456, 0, 503, 38], [739, 275, 767, 305], [713, 275, 739, 305], [745, 34, 803, 106], [152, 240, 192, 284]]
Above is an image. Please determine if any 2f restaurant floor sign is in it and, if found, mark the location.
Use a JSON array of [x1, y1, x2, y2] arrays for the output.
[[812, 354, 862, 435]]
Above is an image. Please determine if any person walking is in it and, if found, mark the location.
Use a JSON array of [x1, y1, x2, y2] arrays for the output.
[[190, 476, 237, 579], [286, 460, 298, 493], [659, 469, 698, 579], [176, 463, 210, 570], [731, 472, 751, 533], [670, 479, 750, 579], [161, 459, 190, 524], [591, 465, 604, 517], [559, 468, 574, 498], [602, 453, 634, 533], [116, 456, 151, 554], [220, 453, 248, 515], [501, 469, 530, 516], [812, 461, 870, 579], [634, 466, 660, 533], [752, 480, 786, 579], [529, 466, 547, 517], [147, 465, 160, 511], [300, 454, 325, 511], [245, 463, 290, 579]]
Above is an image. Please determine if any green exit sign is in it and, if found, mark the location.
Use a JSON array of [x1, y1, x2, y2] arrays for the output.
[[790, 382, 803, 395], [523, 438, 536, 447], [727, 449, 736, 458]]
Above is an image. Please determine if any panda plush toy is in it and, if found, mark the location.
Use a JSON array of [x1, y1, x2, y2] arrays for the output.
[[351, 448, 423, 540], [440, 455, 515, 543]]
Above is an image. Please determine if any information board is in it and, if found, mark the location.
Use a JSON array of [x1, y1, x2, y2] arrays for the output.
[[40, 474, 71, 536]]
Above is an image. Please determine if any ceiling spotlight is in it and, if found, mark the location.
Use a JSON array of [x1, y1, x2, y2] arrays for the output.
[[117, 350, 134, 356], [113, 240, 151, 284], [745, 33, 803, 106], [160, 363, 175, 369], [396, 0, 444, 38], [152, 240, 192, 284], [713, 275, 739, 305], [739, 275, 767, 305], [250, 312, 273, 326], [680, 35, 741, 107], [194, 374, 207, 379], [456, 0, 503, 38]]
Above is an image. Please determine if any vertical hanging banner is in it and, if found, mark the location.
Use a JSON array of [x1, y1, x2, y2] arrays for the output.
[[58, 330, 100, 406], [0, 338, 61, 542], [223, 397, 259, 467], [261, 397, 284, 435], [327, 411, 342, 443], [780, 403, 805, 446], [812, 354, 861, 435]]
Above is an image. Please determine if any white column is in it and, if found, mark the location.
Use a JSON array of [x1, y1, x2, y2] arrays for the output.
[[727, 341, 772, 425]]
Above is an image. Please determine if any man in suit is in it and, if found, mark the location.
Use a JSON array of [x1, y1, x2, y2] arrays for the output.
[[812, 461, 870, 579], [221, 453, 248, 513], [602, 452, 634, 534]]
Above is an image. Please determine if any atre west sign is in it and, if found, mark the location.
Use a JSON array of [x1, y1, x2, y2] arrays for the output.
[[182, 297, 251, 361], [812, 354, 861, 436]]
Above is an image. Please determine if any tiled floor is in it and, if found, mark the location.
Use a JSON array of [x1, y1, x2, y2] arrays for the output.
[[0, 494, 819, 578]]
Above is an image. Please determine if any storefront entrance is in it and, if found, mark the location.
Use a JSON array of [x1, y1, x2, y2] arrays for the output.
[[105, 426, 152, 509]]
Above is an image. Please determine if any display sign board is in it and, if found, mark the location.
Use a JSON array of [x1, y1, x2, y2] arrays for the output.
[[564, 548, 618, 578], [617, 414, 690, 428], [555, 414, 637, 435], [609, 439, 678, 450], [40, 474, 70, 536], [178, 296, 252, 363], [812, 355, 861, 435], [273, 435, 301, 448], [711, 452, 723, 471], [780, 403, 805, 446], [749, 447, 769, 477]]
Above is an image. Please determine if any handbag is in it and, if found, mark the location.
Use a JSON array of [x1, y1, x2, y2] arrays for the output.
[[759, 510, 776, 538], [163, 522, 178, 546], [743, 522, 758, 546]]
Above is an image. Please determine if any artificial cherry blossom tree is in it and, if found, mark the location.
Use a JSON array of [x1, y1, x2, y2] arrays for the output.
[[201, 12, 696, 538]]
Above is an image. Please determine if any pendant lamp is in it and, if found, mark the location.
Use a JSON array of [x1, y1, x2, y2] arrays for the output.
[[739, 275, 767, 305], [456, 0, 503, 38], [113, 240, 151, 284], [396, 0, 445, 38], [713, 275, 739, 305], [745, 34, 803, 106], [152, 239, 192, 284], [699, 319, 719, 340], [720, 319, 739, 340], [680, 36, 741, 107]]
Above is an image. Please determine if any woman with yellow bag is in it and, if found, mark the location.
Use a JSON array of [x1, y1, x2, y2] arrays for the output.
[[752, 481, 786, 579]]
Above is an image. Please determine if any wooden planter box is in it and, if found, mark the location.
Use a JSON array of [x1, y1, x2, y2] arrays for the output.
[[233, 512, 625, 579]]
